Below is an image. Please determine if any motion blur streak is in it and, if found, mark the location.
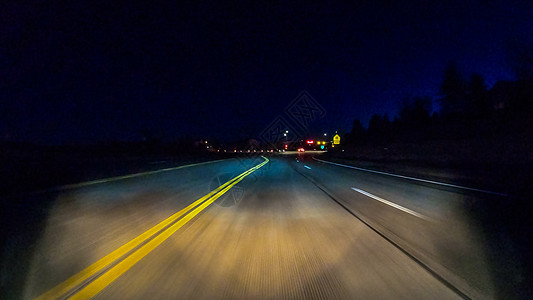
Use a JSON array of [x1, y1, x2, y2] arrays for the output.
[[35, 157, 268, 300], [70, 157, 269, 299], [22, 155, 473, 299]]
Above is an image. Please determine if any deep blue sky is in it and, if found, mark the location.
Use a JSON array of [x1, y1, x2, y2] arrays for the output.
[[1, 0, 532, 144]]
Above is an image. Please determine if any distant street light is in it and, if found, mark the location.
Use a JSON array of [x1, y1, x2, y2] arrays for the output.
[[324, 133, 327, 136]]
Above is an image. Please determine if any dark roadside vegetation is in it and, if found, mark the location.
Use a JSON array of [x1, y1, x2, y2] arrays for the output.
[[325, 62, 533, 298]]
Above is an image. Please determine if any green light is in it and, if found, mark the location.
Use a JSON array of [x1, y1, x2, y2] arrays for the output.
[[320, 145, 324, 149]]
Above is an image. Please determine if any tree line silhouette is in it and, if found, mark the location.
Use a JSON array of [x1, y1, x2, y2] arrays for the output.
[[346, 60, 533, 146]]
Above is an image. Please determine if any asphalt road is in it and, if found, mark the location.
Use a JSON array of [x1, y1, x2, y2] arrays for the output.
[[7, 153, 505, 299]]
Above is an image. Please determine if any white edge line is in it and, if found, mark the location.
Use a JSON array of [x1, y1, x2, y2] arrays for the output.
[[352, 187, 430, 220], [314, 157, 507, 197], [304, 165, 311, 170], [55, 158, 229, 191]]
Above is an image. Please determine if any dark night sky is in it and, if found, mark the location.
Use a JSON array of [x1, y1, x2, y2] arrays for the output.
[[1, 0, 532, 144]]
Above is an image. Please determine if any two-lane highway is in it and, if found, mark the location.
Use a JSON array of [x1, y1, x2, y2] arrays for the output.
[[13, 154, 489, 299]]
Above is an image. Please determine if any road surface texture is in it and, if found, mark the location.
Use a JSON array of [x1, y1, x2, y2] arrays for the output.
[[5, 154, 503, 299]]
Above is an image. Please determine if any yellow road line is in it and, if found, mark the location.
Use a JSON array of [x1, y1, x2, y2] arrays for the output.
[[35, 157, 267, 300], [70, 157, 268, 299]]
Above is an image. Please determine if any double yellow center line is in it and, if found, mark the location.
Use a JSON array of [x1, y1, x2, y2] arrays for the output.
[[37, 156, 269, 299]]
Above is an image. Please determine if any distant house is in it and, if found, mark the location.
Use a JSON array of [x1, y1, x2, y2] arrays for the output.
[[489, 81, 513, 110], [488, 79, 533, 111]]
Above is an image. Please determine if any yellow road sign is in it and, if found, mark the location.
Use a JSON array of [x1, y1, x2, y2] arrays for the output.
[[333, 134, 340, 145]]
